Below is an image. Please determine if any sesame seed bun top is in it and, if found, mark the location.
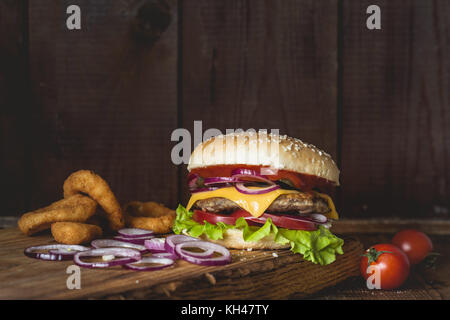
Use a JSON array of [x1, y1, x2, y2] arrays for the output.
[[188, 131, 340, 185]]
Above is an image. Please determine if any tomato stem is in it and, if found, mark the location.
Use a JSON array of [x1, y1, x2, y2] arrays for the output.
[[362, 247, 393, 273]]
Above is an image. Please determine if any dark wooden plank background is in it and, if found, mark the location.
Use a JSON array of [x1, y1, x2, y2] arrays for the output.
[[341, 0, 450, 219], [1, 0, 449, 221], [0, 0, 31, 216], [27, 0, 179, 211], [180, 0, 338, 205]]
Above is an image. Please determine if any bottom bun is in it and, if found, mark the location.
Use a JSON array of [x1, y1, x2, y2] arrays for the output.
[[198, 228, 290, 250]]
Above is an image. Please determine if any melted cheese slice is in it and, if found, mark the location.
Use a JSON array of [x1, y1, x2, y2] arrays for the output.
[[186, 187, 339, 219], [186, 187, 298, 218]]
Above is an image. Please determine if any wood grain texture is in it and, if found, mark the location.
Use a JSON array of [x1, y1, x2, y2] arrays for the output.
[[0, 228, 362, 299], [0, 0, 31, 215], [27, 0, 179, 212], [2, 1, 450, 223], [341, 0, 450, 218], [180, 0, 338, 205]]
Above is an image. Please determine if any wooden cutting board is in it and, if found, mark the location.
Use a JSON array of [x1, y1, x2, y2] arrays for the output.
[[0, 228, 363, 299]]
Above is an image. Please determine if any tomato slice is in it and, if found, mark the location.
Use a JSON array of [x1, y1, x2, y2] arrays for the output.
[[259, 213, 317, 231], [193, 210, 238, 225], [230, 210, 263, 226], [193, 210, 262, 226], [193, 209, 317, 231], [230, 209, 254, 219], [231, 210, 316, 230]]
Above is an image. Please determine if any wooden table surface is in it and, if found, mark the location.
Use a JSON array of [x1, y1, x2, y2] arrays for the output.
[[0, 227, 363, 300], [1, 219, 448, 300], [309, 233, 449, 300]]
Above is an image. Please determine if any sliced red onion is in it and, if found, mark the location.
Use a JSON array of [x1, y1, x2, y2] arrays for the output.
[[231, 168, 275, 185], [189, 168, 283, 194], [91, 239, 147, 253], [24, 244, 90, 261], [117, 228, 154, 238], [187, 173, 201, 189], [164, 234, 201, 256], [48, 245, 91, 258], [152, 252, 178, 259], [309, 213, 328, 224], [144, 238, 166, 252], [235, 183, 280, 195], [175, 241, 231, 266], [293, 213, 328, 224], [123, 257, 174, 271], [74, 248, 141, 268], [147, 236, 213, 258], [203, 177, 237, 185], [176, 244, 215, 258], [114, 235, 155, 245]]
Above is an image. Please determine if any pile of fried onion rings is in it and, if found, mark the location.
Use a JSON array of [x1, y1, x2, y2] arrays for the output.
[[18, 170, 175, 245]]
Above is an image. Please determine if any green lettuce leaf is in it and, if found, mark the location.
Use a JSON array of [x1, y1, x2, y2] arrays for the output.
[[173, 205, 344, 265]]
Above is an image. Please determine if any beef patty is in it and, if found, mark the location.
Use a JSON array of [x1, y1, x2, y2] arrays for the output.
[[192, 192, 330, 215]]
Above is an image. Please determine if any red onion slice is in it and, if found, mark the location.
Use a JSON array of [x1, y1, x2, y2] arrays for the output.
[[175, 241, 232, 266], [235, 183, 280, 195], [74, 248, 141, 268], [292, 213, 328, 224], [187, 173, 201, 189], [231, 168, 275, 185], [146, 237, 213, 258], [123, 257, 174, 271], [118, 228, 154, 238], [203, 177, 237, 185], [24, 244, 90, 261], [48, 245, 91, 259], [91, 239, 147, 253], [309, 213, 328, 224], [176, 245, 215, 258], [144, 238, 166, 252], [114, 235, 155, 245], [152, 252, 178, 259], [164, 234, 201, 256]]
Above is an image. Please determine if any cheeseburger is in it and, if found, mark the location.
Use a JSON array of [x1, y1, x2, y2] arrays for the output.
[[173, 131, 343, 265]]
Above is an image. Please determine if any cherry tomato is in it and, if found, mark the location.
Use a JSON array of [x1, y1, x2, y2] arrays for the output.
[[392, 229, 433, 265], [360, 244, 410, 290]]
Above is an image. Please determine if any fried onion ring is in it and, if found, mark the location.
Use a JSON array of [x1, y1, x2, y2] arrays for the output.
[[51, 222, 103, 245], [18, 194, 97, 236], [123, 201, 176, 234], [63, 170, 125, 231]]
